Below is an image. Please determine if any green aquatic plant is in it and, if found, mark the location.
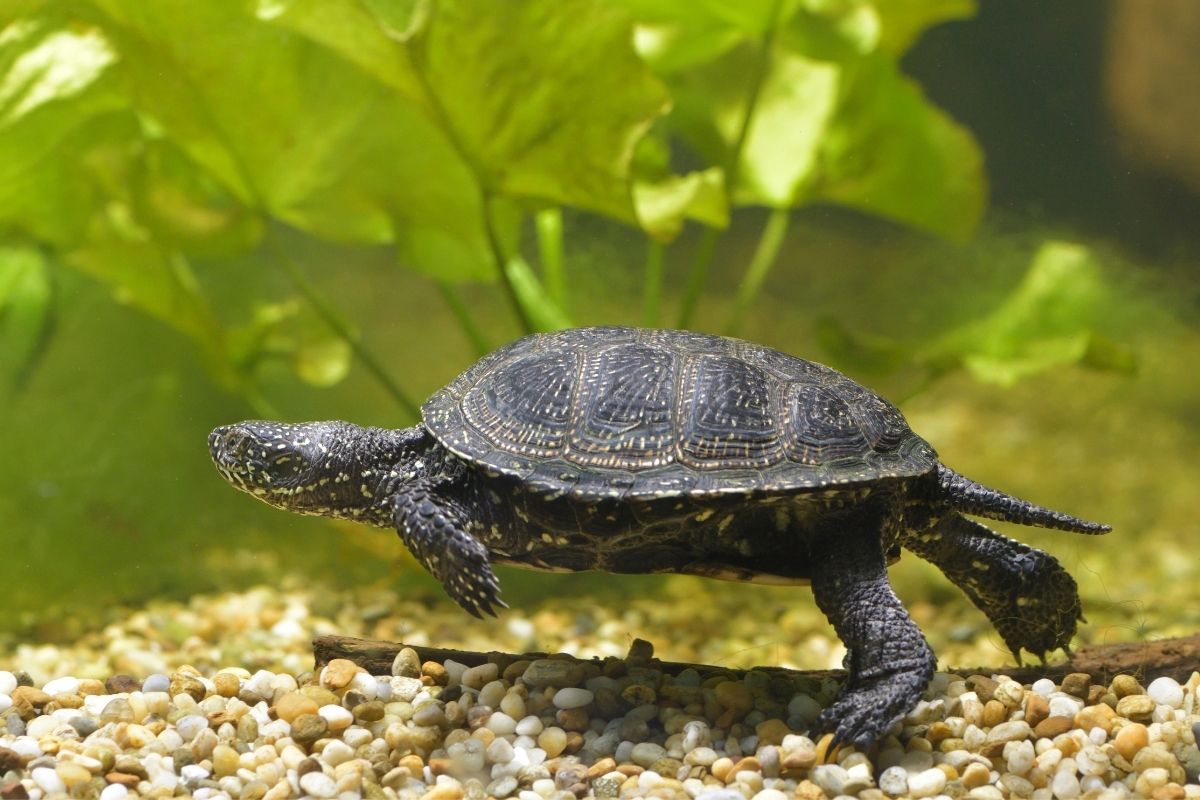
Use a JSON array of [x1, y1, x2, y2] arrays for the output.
[[0, 0, 1124, 414]]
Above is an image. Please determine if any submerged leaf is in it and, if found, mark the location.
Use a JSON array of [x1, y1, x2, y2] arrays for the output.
[[504, 256, 573, 333], [634, 167, 728, 240], [0, 244, 53, 388]]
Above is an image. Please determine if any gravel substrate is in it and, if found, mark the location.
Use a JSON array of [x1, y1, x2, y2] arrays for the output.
[[2, 585, 1199, 799]]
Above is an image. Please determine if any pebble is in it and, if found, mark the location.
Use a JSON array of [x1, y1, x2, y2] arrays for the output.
[[908, 767, 948, 798], [1148, 677, 1184, 708], [1115, 721, 1149, 760], [552, 687, 593, 709]]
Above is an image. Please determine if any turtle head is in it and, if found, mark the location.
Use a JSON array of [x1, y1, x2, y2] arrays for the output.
[[209, 420, 424, 522]]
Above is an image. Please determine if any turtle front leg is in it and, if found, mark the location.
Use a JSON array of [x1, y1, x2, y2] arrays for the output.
[[905, 512, 1082, 662], [393, 484, 506, 618], [809, 516, 935, 749]]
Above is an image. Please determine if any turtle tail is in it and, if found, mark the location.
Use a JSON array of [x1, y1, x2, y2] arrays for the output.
[[936, 464, 1111, 534]]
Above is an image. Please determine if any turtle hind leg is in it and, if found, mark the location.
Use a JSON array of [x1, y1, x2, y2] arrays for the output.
[[905, 512, 1081, 662], [809, 513, 935, 749], [393, 485, 506, 619]]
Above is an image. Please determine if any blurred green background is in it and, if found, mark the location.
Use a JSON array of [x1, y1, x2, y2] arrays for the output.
[[1, 0, 1198, 662]]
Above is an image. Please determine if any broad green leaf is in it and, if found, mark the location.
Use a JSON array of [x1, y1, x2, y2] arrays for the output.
[[810, 55, 984, 241], [787, 0, 975, 57], [292, 337, 351, 387], [0, 14, 125, 246], [64, 206, 237, 388], [0, 244, 52, 387], [930, 241, 1134, 385], [504, 256, 573, 333], [634, 167, 728, 240], [405, 0, 670, 222], [670, 44, 840, 208]]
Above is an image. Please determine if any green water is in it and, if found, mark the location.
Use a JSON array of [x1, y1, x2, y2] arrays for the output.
[[1, 1, 1198, 665]]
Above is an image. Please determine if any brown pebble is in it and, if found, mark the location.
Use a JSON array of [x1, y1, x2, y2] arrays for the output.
[[1034, 716, 1075, 739], [1115, 722, 1150, 761], [1075, 702, 1116, 734], [104, 773, 140, 787], [291, 713, 328, 746], [615, 763, 644, 777], [0, 748, 22, 772], [926, 721, 952, 745], [170, 673, 206, 702], [0, 780, 28, 800], [322, 659, 362, 690], [427, 757, 452, 776], [105, 675, 140, 694], [353, 700, 385, 722], [1061, 672, 1091, 699], [1111, 674, 1143, 697], [967, 675, 999, 702], [421, 662, 448, 686], [726, 756, 761, 781], [981, 699, 1008, 728], [1116, 694, 1156, 721], [556, 707, 589, 731], [756, 718, 791, 745], [587, 758, 617, 779], [564, 731, 585, 754], [1024, 693, 1049, 728]]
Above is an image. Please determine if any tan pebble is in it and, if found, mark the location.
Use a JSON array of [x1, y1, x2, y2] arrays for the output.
[[538, 726, 567, 758], [426, 758, 451, 775], [170, 672, 207, 702], [397, 754, 424, 774], [962, 762, 991, 789], [321, 659, 362, 690], [927, 721, 952, 745], [1053, 733, 1081, 757], [938, 737, 967, 753], [213, 744, 240, 777], [1061, 673, 1091, 699], [615, 763, 644, 777], [727, 756, 760, 780], [755, 718, 790, 745], [53, 693, 83, 709], [1152, 784, 1186, 800], [982, 699, 1008, 728], [78, 679, 105, 696], [1024, 693, 1049, 728], [1114, 722, 1149, 761], [1075, 703, 1115, 734], [299, 686, 341, 707], [1033, 716, 1074, 739], [263, 778, 292, 800], [214, 673, 241, 698], [587, 758, 617, 779], [1136, 768, 1171, 798], [907, 736, 933, 753], [274, 692, 319, 723], [795, 779, 825, 800], [1111, 674, 1143, 697], [104, 772, 140, 787], [937, 764, 959, 781], [55, 762, 92, 787], [782, 748, 816, 773], [1116, 694, 1155, 721], [711, 757, 735, 782], [420, 785, 464, 800], [12, 686, 52, 708]]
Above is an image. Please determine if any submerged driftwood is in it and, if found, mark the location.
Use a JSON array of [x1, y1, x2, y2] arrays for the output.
[[314, 633, 1200, 684]]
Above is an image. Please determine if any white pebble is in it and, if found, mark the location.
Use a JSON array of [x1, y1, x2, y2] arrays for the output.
[[374, 678, 392, 702], [26, 715, 60, 738], [348, 672, 377, 699], [100, 784, 129, 800], [907, 767, 947, 798], [320, 739, 355, 766], [879, 765, 909, 796], [0, 695, 10, 713], [243, 670, 275, 700], [1032, 678, 1057, 696], [1049, 695, 1083, 717], [0, 671, 16, 695], [811, 764, 848, 796], [1004, 740, 1035, 775], [42, 676, 81, 696], [181, 764, 211, 784], [1051, 770, 1081, 799], [318, 704, 354, 730], [515, 715, 543, 736], [32, 767, 66, 795], [553, 688, 594, 709], [751, 790, 788, 800], [1147, 677, 1184, 709], [442, 659, 469, 685], [462, 662, 499, 690], [488, 737, 515, 764], [299, 770, 338, 798], [486, 711, 517, 735]]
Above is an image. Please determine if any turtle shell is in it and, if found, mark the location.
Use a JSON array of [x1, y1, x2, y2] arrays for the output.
[[422, 327, 936, 500]]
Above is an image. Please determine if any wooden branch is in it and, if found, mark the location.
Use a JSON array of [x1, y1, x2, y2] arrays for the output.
[[314, 633, 1200, 685]]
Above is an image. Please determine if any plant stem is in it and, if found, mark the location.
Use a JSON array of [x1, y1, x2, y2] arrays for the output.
[[536, 208, 566, 309], [642, 239, 665, 327], [725, 207, 791, 335], [436, 281, 491, 357], [266, 232, 422, 420], [481, 195, 535, 334], [675, 0, 783, 330], [675, 227, 718, 329]]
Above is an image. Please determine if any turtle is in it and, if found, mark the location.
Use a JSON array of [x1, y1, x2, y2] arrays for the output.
[[208, 326, 1109, 747]]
